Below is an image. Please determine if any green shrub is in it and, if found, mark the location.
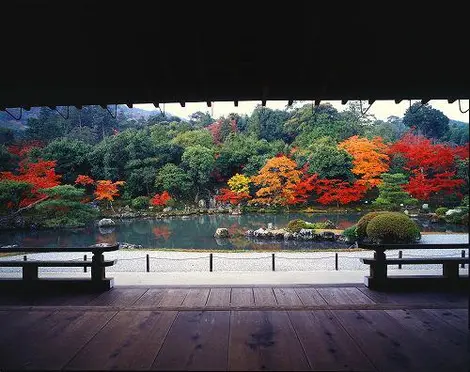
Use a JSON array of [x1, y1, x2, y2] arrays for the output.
[[435, 207, 449, 216], [366, 212, 421, 243], [461, 195, 469, 207], [356, 211, 388, 239], [287, 219, 308, 232], [131, 196, 150, 210], [342, 225, 358, 241]]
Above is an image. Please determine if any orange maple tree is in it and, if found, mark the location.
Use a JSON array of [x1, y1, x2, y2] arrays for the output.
[[0, 159, 61, 207], [338, 136, 389, 189], [250, 156, 302, 206], [94, 180, 125, 201]]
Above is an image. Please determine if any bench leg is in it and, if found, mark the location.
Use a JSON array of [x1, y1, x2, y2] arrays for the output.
[[367, 251, 387, 289], [91, 253, 105, 282], [23, 265, 38, 280], [443, 262, 459, 280]]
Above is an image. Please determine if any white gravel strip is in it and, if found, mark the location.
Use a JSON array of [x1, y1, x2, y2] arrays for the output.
[[0, 248, 468, 276]]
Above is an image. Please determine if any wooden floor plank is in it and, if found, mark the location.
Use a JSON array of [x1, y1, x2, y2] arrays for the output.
[[1, 310, 115, 370], [230, 288, 254, 307], [294, 287, 327, 306], [206, 288, 231, 307], [132, 288, 166, 307], [66, 311, 177, 370], [181, 288, 210, 308], [423, 308, 469, 332], [0, 310, 55, 345], [317, 288, 373, 305], [339, 287, 375, 304], [152, 311, 229, 371], [333, 309, 463, 372], [157, 289, 190, 307], [288, 310, 376, 371], [229, 311, 310, 371], [385, 309, 468, 371], [273, 288, 303, 307], [355, 287, 398, 304], [253, 288, 277, 307], [87, 288, 148, 306]]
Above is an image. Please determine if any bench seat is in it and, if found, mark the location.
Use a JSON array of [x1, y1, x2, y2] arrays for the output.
[[0, 260, 116, 267], [360, 257, 469, 265]]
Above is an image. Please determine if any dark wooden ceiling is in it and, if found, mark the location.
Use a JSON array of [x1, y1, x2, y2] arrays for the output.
[[1, 1, 468, 110]]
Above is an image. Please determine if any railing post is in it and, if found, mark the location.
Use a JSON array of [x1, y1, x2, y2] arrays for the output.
[[23, 255, 27, 261], [84, 254, 87, 272], [146, 254, 150, 272], [209, 253, 213, 272], [398, 250, 402, 269], [461, 250, 465, 269], [335, 253, 338, 271], [272, 253, 275, 271]]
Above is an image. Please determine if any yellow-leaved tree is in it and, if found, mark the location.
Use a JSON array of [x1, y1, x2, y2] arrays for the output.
[[227, 173, 251, 194], [250, 156, 302, 206]]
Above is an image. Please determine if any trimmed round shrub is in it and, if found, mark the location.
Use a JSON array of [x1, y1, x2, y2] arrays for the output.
[[366, 212, 421, 243], [435, 207, 449, 216], [356, 211, 388, 240], [287, 219, 308, 232], [131, 196, 150, 210]]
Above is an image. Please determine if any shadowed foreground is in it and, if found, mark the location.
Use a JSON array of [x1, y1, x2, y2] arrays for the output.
[[0, 284, 468, 371]]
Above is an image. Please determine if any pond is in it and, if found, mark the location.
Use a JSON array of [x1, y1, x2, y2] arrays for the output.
[[0, 213, 467, 250]]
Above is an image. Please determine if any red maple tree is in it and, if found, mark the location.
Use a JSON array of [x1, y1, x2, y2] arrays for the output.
[[215, 188, 251, 205], [0, 159, 61, 207], [94, 180, 125, 201], [151, 191, 172, 206], [75, 174, 95, 186]]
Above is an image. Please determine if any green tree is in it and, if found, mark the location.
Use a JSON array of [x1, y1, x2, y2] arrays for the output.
[[365, 116, 407, 142], [181, 145, 215, 200], [35, 185, 99, 228], [171, 129, 214, 149], [372, 173, 418, 210], [155, 163, 194, 200], [0, 180, 32, 212], [295, 137, 354, 180], [41, 139, 93, 184], [247, 106, 290, 142], [189, 111, 214, 127], [403, 103, 449, 139], [0, 145, 17, 171]]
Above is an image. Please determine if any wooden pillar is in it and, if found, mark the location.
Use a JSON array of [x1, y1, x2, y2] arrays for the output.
[[370, 250, 387, 288], [91, 251, 105, 282]]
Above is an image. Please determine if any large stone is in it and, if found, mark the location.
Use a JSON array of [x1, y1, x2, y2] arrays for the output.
[[198, 199, 206, 208], [163, 207, 173, 213], [322, 231, 336, 241], [245, 229, 254, 237], [270, 229, 286, 239], [98, 218, 115, 227], [298, 228, 315, 240], [283, 232, 294, 240], [214, 228, 230, 238], [119, 242, 143, 249], [253, 228, 268, 238], [267, 223, 274, 230]]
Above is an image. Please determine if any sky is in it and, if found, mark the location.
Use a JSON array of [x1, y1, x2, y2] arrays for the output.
[[135, 99, 469, 123]]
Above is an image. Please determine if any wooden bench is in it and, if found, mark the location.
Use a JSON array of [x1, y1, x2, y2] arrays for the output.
[[359, 243, 469, 291], [0, 244, 119, 291]]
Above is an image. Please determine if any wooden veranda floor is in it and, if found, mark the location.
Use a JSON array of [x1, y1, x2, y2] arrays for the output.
[[0, 284, 468, 371]]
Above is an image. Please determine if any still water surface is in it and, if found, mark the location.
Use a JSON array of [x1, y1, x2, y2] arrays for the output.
[[0, 213, 467, 250]]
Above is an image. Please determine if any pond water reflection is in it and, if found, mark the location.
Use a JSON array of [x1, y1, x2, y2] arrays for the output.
[[0, 213, 467, 250]]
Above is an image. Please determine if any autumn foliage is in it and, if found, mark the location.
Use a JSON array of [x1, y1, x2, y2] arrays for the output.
[[75, 175, 95, 186], [250, 156, 302, 206], [94, 180, 125, 201], [151, 191, 172, 206], [339, 136, 389, 188], [216, 188, 251, 205], [0, 159, 61, 207]]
